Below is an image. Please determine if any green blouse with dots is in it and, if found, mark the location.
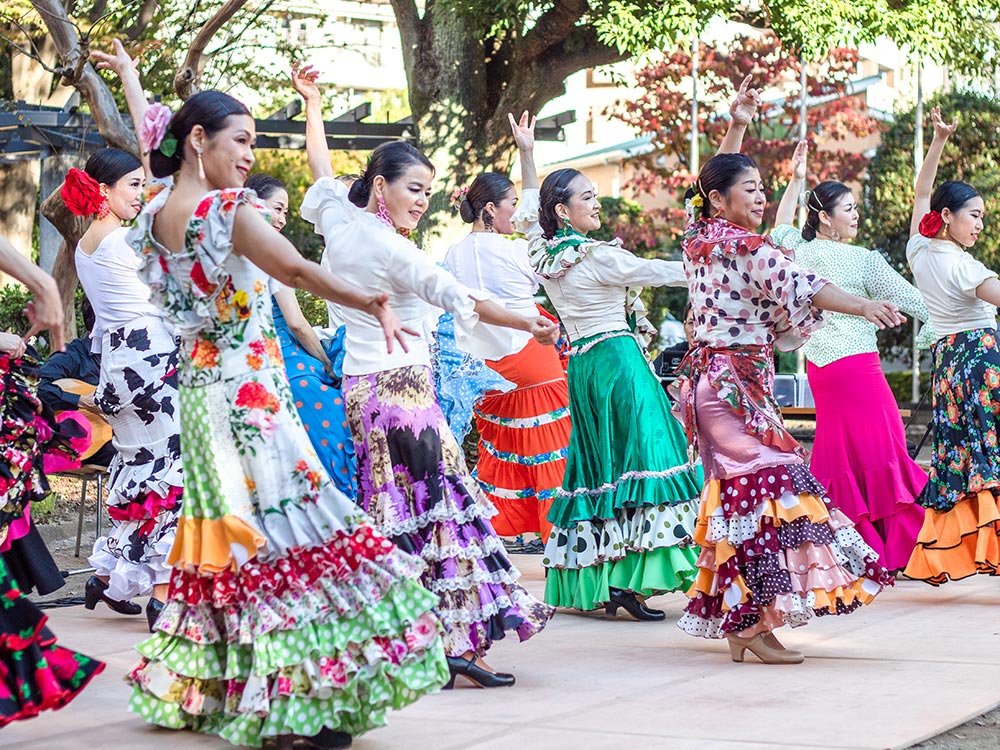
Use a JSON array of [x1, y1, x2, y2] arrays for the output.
[[772, 224, 933, 368]]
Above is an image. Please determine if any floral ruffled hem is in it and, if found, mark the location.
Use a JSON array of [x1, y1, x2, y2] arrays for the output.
[[0, 557, 105, 726], [677, 464, 892, 639], [904, 489, 1000, 585]]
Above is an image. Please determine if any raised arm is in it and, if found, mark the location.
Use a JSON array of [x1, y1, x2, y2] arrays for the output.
[[776, 140, 808, 228], [0, 236, 64, 350], [717, 75, 761, 155], [91, 39, 151, 177], [509, 111, 538, 190], [910, 107, 957, 238], [291, 63, 333, 180], [232, 205, 411, 352]]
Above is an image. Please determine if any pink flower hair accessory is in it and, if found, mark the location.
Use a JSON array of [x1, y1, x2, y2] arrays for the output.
[[449, 186, 468, 210], [139, 102, 175, 155]]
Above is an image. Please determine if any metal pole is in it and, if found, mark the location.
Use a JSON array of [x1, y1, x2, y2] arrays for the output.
[[690, 36, 700, 175], [796, 60, 808, 376], [912, 60, 924, 403]]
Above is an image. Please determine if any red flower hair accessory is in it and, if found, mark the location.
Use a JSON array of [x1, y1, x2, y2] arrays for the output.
[[919, 210, 943, 238], [61, 168, 104, 217]]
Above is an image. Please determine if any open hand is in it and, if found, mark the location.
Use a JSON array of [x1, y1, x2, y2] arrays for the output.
[[370, 294, 417, 354], [930, 106, 957, 141], [862, 300, 906, 330], [527, 316, 559, 346], [291, 62, 322, 103], [508, 110, 537, 153], [91, 38, 139, 80], [790, 140, 808, 180], [24, 292, 65, 352], [730, 75, 762, 126]]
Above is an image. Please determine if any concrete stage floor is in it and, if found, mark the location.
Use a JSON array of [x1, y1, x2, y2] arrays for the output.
[[4, 554, 999, 750]]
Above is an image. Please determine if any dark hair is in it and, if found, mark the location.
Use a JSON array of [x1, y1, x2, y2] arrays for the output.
[[930, 180, 980, 216], [80, 296, 96, 333], [460, 173, 514, 224], [83, 148, 141, 186], [150, 90, 252, 179], [244, 173, 286, 200], [539, 168, 584, 238], [802, 180, 853, 241], [685, 153, 758, 220], [347, 141, 435, 208]]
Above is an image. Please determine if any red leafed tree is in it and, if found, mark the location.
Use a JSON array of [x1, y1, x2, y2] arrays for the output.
[[608, 32, 883, 237]]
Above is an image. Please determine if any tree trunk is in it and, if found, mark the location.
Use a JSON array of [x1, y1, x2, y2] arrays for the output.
[[39, 156, 87, 337], [0, 160, 41, 286]]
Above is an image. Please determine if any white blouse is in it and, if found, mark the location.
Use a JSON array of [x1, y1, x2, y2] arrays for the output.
[[518, 189, 686, 342], [906, 234, 997, 338], [301, 177, 508, 376], [75, 226, 161, 353], [445, 232, 537, 357]]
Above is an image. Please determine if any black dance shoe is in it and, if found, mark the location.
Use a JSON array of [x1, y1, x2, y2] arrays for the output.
[[84, 575, 142, 615], [296, 728, 353, 749], [605, 587, 666, 621], [146, 597, 165, 633], [444, 655, 515, 689]]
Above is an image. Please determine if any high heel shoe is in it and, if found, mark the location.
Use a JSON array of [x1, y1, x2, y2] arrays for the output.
[[727, 632, 804, 664], [295, 728, 353, 749], [84, 576, 142, 615], [146, 598, 165, 633], [604, 588, 666, 621], [444, 655, 515, 689]]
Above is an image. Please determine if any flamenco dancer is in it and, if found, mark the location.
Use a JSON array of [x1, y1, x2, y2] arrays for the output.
[[66, 41, 185, 629], [244, 172, 356, 496], [521, 124, 703, 620], [0, 235, 105, 727], [903, 108, 1000, 584], [105, 63, 446, 747], [674, 78, 900, 664], [444, 112, 572, 543], [773, 140, 929, 571], [295, 63, 555, 688]]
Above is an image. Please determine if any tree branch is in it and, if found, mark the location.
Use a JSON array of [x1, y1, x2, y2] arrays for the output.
[[125, 0, 159, 41], [173, 0, 248, 100], [389, 0, 422, 75], [520, 0, 587, 63]]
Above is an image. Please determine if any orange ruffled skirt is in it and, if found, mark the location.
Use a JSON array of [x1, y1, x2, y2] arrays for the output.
[[475, 337, 571, 540]]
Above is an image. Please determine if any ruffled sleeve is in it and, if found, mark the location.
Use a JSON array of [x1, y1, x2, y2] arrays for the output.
[[512, 188, 542, 242], [746, 240, 828, 351], [301, 176, 361, 239], [771, 224, 804, 255], [127, 183, 171, 309]]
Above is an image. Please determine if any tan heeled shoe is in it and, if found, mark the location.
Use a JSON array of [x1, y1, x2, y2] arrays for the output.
[[727, 632, 804, 664]]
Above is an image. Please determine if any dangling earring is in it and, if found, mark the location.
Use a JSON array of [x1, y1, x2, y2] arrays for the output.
[[375, 194, 394, 229], [97, 194, 111, 220], [483, 211, 495, 233], [830, 228, 841, 242], [196, 148, 205, 181]]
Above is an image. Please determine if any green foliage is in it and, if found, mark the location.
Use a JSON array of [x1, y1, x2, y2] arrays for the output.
[[859, 89, 1000, 361], [0, 283, 87, 357], [294, 287, 327, 328], [884, 370, 931, 403]]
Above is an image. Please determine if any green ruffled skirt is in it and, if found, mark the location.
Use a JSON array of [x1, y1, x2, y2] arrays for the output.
[[542, 333, 702, 609]]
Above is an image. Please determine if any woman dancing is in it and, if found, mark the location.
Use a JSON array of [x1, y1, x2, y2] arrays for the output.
[[519, 122, 703, 620], [0, 235, 104, 726], [444, 114, 572, 542], [773, 141, 928, 571], [66, 142, 183, 629], [674, 78, 900, 663], [105, 65, 447, 747], [295, 63, 555, 688], [244, 172, 356, 496], [903, 108, 1000, 584]]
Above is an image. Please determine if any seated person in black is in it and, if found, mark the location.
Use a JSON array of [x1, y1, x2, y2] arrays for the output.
[[38, 299, 115, 467]]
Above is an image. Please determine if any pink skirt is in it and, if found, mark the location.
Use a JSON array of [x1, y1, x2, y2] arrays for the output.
[[807, 352, 927, 570]]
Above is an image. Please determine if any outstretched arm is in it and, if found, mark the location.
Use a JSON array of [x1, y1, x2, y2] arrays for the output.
[[509, 111, 538, 190], [232, 205, 413, 352], [0, 236, 64, 351], [812, 283, 906, 330], [291, 63, 334, 180], [776, 140, 808, 227], [910, 106, 957, 238], [91, 39, 151, 177], [717, 75, 761, 155]]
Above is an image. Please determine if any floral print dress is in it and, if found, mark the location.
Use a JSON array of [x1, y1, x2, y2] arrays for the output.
[[124, 186, 447, 746]]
